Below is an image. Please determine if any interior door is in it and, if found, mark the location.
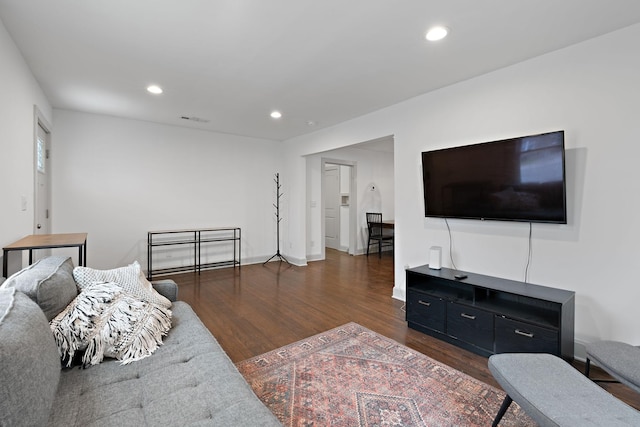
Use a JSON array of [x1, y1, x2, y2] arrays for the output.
[[324, 165, 340, 250], [35, 121, 51, 236]]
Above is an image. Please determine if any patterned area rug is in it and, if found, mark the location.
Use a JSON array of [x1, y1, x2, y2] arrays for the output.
[[237, 323, 536, 427]]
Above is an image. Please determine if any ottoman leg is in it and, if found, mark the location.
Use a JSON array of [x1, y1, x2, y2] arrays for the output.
[[492, 395, 513, 427]]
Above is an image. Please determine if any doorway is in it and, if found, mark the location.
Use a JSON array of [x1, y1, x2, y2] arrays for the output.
[[324, 163, 354, 253], [321, 158, 356, 258], [307, 135, 394, 262], [324, 164, 340, 250]]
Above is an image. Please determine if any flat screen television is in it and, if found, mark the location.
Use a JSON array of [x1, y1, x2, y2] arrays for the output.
[[422, 130, 567, 223]]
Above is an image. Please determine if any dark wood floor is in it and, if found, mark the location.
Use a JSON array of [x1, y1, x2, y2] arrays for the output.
[[158, 248, 640, 411]]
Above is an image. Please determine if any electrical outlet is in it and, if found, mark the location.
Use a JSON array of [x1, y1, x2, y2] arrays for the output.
[[21, 196, 27, 211]]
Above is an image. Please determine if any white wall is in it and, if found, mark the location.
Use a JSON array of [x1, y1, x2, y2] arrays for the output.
[[0, 18, 52, 275], [51, 110, 282, 270], [282, 24, 640, 348]]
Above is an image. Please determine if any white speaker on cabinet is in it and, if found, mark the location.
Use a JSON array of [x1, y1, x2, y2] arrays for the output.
[[429, 246, 442, 270]]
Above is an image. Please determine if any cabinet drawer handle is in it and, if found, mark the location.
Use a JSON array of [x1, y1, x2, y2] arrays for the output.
[[460, 313, 476, 320], [418, 300, 431, 307], [515, 329, 534, 338]]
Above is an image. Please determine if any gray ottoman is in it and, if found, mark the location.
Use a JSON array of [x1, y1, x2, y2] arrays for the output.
[[488, 353, 640, 426], [585, 340, 640, 394]]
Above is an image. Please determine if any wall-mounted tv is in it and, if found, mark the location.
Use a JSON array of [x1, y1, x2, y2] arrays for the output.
[[422, 130, 567, 224]]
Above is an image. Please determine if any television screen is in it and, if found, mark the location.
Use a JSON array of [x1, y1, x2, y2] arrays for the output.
[[422, 130, 567, 223]]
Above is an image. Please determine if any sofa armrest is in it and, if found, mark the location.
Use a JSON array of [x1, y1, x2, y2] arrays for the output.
[[151, 279, 178, 302]]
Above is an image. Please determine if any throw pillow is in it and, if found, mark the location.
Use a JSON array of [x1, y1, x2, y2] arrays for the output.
[[50, 282, 172, 367], [73, 261, 171, 308], [0, 256, 78, 321]]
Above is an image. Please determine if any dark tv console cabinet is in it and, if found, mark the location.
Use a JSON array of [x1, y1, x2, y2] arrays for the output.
[[406, 265, 575, 360]]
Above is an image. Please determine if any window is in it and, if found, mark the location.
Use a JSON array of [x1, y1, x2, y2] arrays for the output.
[[37, 136, 45, 173]]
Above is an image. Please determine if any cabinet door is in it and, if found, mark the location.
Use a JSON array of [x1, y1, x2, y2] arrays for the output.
[[447, 302, 494, 351], [494, 316, 558, 355], [407, 291, 446, 333]]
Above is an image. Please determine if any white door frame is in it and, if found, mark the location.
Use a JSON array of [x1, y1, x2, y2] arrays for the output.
[[321, 158, 357, 259]]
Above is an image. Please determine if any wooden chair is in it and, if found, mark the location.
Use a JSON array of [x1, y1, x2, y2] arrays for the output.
[[366, 212, 393, 258]]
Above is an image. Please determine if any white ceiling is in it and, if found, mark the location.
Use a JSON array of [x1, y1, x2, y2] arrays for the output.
[[2, 1, 640, 141]]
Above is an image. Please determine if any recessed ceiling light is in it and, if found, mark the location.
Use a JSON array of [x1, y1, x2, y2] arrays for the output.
[[270, 111, 282, 119], [147, 85, 163, 94], [425, 26, 449, 41]]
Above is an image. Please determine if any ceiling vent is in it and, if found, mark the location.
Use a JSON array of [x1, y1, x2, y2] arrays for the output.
[[180, 116, 210, 123]]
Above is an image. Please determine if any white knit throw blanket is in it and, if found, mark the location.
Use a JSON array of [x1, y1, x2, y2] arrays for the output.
[[50, 282, 172, 367]]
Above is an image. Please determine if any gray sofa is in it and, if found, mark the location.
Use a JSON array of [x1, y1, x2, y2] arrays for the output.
[[0, 257, 281, 426]]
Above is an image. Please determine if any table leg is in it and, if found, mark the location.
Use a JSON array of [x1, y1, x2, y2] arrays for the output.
[[2, 249, 7, 278], [147, 234, 152, 280]]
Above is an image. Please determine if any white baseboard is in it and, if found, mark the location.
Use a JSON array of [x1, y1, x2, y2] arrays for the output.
[[573, 339, 588, 362], [305, 253, 323, 263]]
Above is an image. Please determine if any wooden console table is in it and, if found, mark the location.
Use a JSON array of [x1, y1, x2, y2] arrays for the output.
[[2, 233, 87, 277], [147, 227, 240, 279]]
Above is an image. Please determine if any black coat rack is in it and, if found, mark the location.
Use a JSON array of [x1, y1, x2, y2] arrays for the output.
[[264, 173, 290, 264]]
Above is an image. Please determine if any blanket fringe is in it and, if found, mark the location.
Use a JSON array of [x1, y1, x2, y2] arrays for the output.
[[50, 282, 172, 368]]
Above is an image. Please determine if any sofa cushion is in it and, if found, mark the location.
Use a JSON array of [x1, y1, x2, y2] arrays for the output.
[[0, 288, 61, 427], [73, 261, 171, 308], [151, 279, 179, 302], [1, 256, 77, 321], [50, 282, 172, 367], [49, 301, 281, 426]]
